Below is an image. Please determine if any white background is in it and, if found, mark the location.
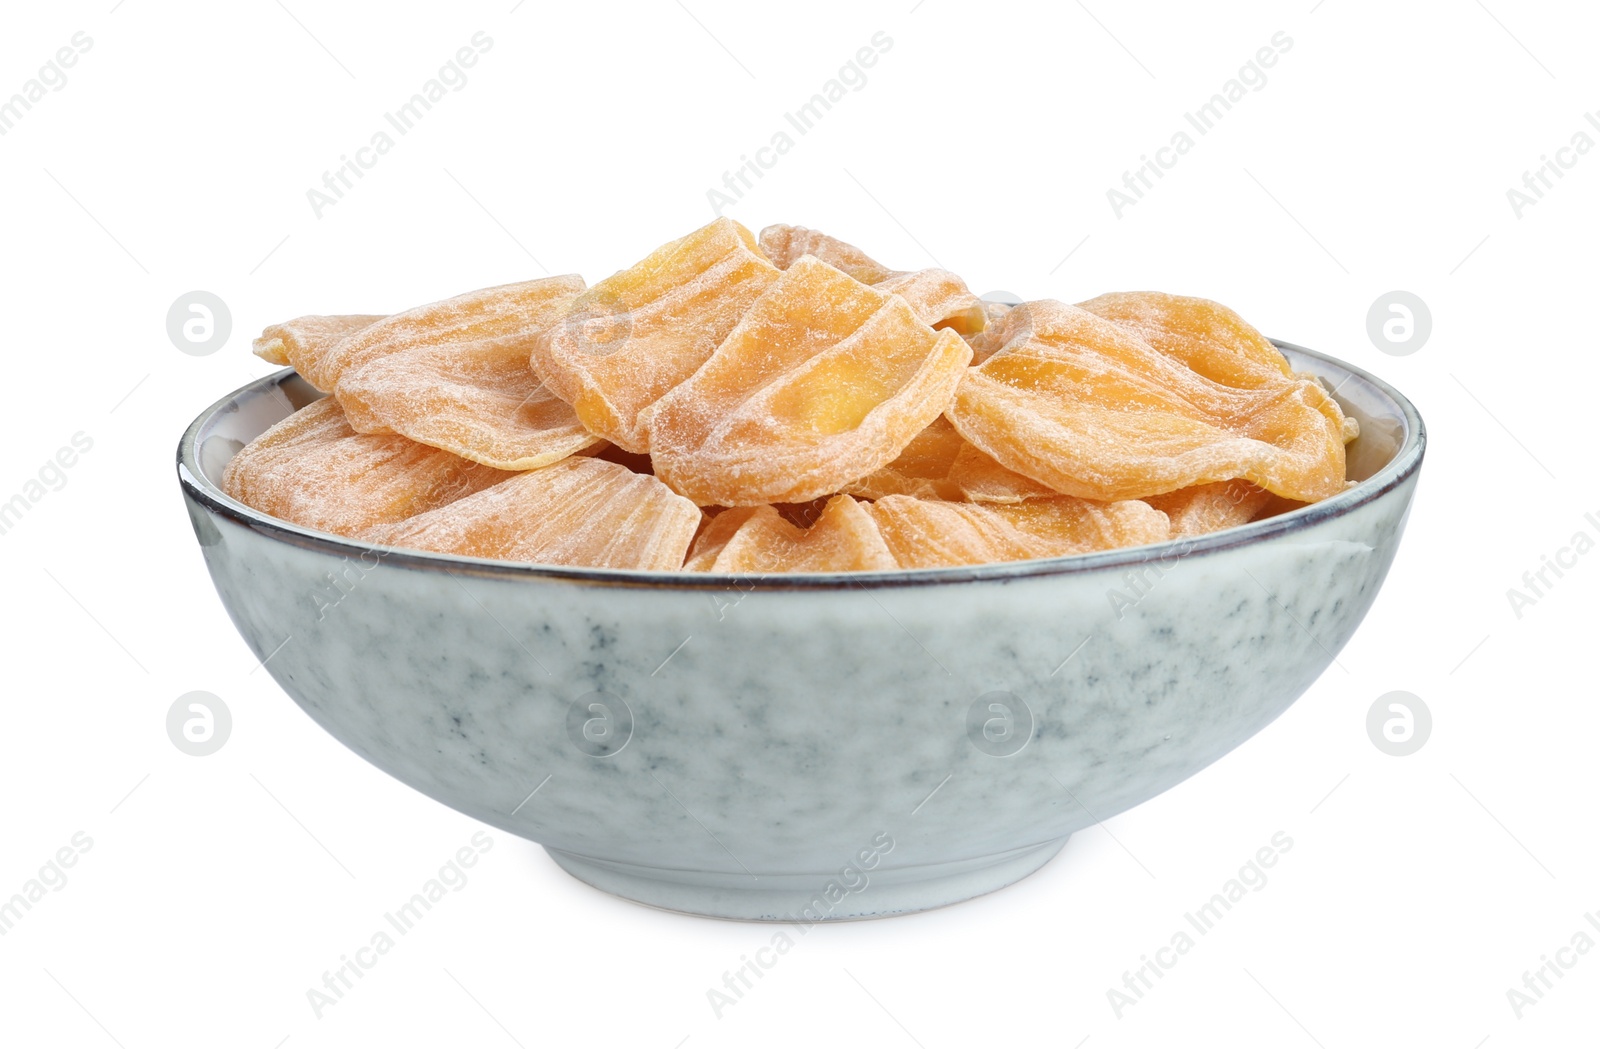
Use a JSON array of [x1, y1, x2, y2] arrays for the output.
[[1, 0, 1596, 1046]]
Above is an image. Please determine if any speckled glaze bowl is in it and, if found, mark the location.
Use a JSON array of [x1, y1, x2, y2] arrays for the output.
[[177, 341, 1423, 921]]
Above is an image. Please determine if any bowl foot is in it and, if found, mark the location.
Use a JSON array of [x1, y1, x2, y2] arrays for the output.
[[544, 837, 1070, 921]]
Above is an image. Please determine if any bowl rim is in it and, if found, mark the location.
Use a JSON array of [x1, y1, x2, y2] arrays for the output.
[[177, 340, 1426, 591]]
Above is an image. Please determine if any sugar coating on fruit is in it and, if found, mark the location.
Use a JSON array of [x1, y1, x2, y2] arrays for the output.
[[231, 216, 1358, 573], [253, 314, 385, 371], [336, 339, 600, 470], [365, 456, 700, 570], [758, 224, 985, 333], [1144, 480, 1272, 537], [843, 417, 1055, 505], [1076, 291, 1292, 389], [842, 415, 966, 502], [531, 218, 780, 453], [648, 254, 972, 505], [757, 224, 898, 284], [221, 397, 511, 538], [963, 302, 1015, 366], [299, 275, 585, 394], [947, 299, 1348, 502], [701, 495, 896, 572], [683, 506, 761, 571], [1080, 291, 1352, 459], [867, 494, 1171, 568], [947, 443, 1059, 504], [875, 269, 987, 334]]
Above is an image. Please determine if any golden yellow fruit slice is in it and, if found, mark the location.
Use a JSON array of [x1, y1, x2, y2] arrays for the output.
[[1079, 292, 1353, 485], [867, 495, 1171, 568], [253, 314, 385, 370], [842, 415, 966, 502], [946, 299, 1347, 502], [758, 224, 985, 332], [683, 506, 762, 570], [875, 269, 987, 333], [703, 495, 896, 572], [1076, 291, 1292, 389], [365, 456, 699, 570], [757, 223, 897, 284], [962, 301, 1015, 365], [1144, 481, 1271, 537], [649, 255, 972, 505], [297, 275, 585, 393], [221, 397, 510, 538], [530, 217, 780, 452], [947, 443, 1058, 504], [336, 340, 600, 470]]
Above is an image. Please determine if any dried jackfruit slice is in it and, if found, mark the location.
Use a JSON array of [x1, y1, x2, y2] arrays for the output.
[[841, 415, 967, 502], [1075, 291, 1292, 389], [875, 269, 987, 334], [1144, 481, 1271, 537], [758, 224, 985, 332], [1291, 370, 1361, 443], [980, 300, 1014, 327], [649, 255, 972, 505], [845, 416, 1056, 504], [757, 223, 897, 284], [1079, 291, 1353, 464], [365, 456, 700, 570], [683, 506, 762, 571], [706, 495, 896, 572], [221, 397, 510, 538], [946, 299, 1347, 502], [867, 495, 1171, 569], [253, 314, 385, 369], [963, 301, 1015, 365], [336, 340, 600, 471], [530, 218, 781, 452], [947, 443, 1059, 504], [298, 275, 585, 393]]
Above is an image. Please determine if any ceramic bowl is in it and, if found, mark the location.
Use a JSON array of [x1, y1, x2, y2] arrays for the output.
[[177, 341, 1424, 921]]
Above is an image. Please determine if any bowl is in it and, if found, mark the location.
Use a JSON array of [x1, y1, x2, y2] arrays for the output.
[[177, 341, 1424, 921]]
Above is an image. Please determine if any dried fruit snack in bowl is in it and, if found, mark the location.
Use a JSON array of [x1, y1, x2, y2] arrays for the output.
[[758, 222, 985, 332], [364, 456, 700, 571], [221, 397, 512, 538], [529, 217, 781, 452], [946, 299, 1348, 503], [279, 275, 585, 394], [253, 314, 385, 368], [1075, 291, 1295, 389], [225, 215, 1357, 571], [682, 506, 762, 571], [687, 494, 897, 573], [873, 269, 988, 334], [946, 444, 1060, 504], [843, 417, 1057, 505], [757, 223, 898, 284], [1145, 481, 1273, 538], [1076, 290, 1356, 443], [335, 339, 601, 471], [842, 416, 967, 502], [867, 495, 1172, 569], [647, 254, 972, 505]]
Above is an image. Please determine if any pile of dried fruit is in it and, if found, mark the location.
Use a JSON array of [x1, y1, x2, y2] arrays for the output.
[[227, 218, 1356, 572]]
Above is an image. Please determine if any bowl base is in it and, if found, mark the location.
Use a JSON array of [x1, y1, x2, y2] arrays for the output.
[[545, 837, 1071, 921]]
